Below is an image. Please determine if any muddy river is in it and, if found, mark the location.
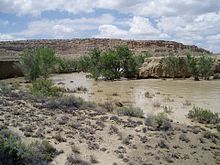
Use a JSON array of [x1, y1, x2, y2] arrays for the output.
[[51, 73, 220, 125]]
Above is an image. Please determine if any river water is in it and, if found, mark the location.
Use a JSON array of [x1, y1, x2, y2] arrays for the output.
[[51, 73, 220, 124]]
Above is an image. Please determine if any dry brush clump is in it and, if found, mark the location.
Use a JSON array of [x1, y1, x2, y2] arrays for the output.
[[116, 106, 144, 118], [0, 129, 57, 165], [42, 95, 95, 110], [145, 113, 172, 131], [188, 106, 219, 124]]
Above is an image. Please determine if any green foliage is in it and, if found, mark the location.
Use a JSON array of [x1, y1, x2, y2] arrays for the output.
[[0, 129, 57, 165], [116, 106, 144, 118], [88, 48, 102, 80], [77, 56, 91, 72], [188, 106, 219, 124], [18, 47, 57, 81], [31, 79, 64, 97], [187, 53, 200, 81], [213, 73, 220, 79], [100, 49, 122, 80], [162, 54, 179, 79], [87, 45, 145, 80], [145, 113, 172, 131], [57, 58, 78, 73], [198, 54, 215, 80]]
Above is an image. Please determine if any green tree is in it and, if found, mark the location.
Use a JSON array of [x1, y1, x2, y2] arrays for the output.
[[187, 52, 200, 81], [198, 54, 215, 80], [38, 47, 57, 79], [100, 49, 121, 80], [18, 47, 57, 81], [162, 54, 179, 79], [88, 48, 102, 80], [178, 57, 188, 79]]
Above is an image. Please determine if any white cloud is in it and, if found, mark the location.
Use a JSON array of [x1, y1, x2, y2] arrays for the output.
[[1, 0, 219, 17], [96, 16, 169, 40], [96, 25, 128, 38], [129, 16, 160, 35], [15, 14, 115, 38]]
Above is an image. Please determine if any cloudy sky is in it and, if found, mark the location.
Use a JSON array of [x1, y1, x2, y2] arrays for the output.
[[0, 0, 220, 53]]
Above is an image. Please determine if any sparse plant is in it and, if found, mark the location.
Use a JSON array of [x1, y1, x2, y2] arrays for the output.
[[116, 106, 144, 118], [43, 95, 94, 110], [90, 155, 99, 164], [99, 101, 114, 113], [0, 129, 57, 164], [188, 106, 219, 124], [145, 113, 172, 131], [65, 154, 91, 165], [31, 79, 64, 97]]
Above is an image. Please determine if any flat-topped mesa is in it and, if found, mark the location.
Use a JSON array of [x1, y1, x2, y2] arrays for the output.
[[0, 38, 211, 60]]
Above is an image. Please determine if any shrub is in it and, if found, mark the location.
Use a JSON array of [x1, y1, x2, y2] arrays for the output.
[[213, 73, 220, 79], [66, 154, 91, 165], [188, 106, 219, 124], [116, 106, 144, 118], [18, 47, 57, 81], [31, 79, 64, 97], [145, 113, 172, 131], [43, 95, 94, 110], [0, 129, 57, 164]]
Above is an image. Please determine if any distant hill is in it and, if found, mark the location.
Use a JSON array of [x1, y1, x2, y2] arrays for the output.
[[0, 38, 211, 60]]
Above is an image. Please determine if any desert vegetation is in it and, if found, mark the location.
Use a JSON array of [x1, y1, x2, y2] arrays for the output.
[[57, 45, 147, 80], [188, 106, 219, 124], [0, 129, 57, 165], [162, 53, 216, 80]]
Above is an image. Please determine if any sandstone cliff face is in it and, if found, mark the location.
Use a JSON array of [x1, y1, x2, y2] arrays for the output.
[[0, 39, 211, 79], [139, 55, 220, 78]]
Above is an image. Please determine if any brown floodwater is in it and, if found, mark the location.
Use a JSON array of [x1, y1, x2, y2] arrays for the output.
[[51, 73, 220, 125]]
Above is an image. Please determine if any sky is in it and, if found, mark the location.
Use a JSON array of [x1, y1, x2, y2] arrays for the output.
[[0, 0, 220, 53]]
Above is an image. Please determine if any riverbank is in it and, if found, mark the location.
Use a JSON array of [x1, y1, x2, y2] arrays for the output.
[[0, 83, 219, 164]]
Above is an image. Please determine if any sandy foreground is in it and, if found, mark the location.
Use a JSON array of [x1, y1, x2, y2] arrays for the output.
[[0, 82, 220, 165]]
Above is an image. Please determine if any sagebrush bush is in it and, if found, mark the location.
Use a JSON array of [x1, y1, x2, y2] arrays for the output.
[[188, 106, 219, 124], [31, 79, 64, 97], [0, 129, 57, 165], [116, 106, 144, 118], [145, 113, 172, 131], [43, 95, 94, 110]]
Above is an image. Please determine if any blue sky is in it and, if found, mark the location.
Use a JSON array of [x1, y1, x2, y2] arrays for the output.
[[0, 0, 220, 53]]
